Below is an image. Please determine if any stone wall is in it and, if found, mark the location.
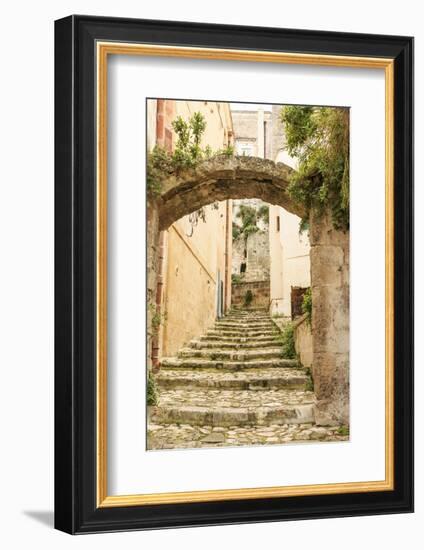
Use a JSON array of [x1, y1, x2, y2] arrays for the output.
[[293, 313, 313, 371], [147, 197, 161, 369], [231, 280, 270, 309], [231, 234, 246, 276], [232, 230, 270, 282], [310, 211, 349, 426], [245, 231, 270, 282]]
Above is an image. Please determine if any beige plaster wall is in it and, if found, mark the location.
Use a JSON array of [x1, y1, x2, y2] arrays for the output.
[[146, 99, 157, 151], [269, 204, 285, 316], [269, 109, 311, 318], [232, 108, 272, 158], [269, 206, 310, 317], [150, 99, 234, 358]]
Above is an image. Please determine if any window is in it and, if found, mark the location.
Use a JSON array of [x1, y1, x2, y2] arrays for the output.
[[276, 216, 280, 232], [236, 142, 254, 156]]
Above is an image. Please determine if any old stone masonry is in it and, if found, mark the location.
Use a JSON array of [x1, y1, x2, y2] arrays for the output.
[[148, 309, 348, 450]]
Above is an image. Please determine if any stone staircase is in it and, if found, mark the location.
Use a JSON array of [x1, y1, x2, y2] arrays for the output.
[[148, 309, 345, 449]]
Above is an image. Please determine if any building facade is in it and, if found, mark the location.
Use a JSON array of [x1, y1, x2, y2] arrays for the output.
[[147, 99, 234, 360], [231, 104, 311, 318]]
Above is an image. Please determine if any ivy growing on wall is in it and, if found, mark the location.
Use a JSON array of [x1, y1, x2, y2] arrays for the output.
[[280, 106, 350, 231], [302, 287, 312, 327]]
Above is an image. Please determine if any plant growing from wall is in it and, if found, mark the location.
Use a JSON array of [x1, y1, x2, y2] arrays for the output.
[[232, 222, 241, 240], [148, 302, 167, 336], [231, 274, 242, 284], [280, 105, 350, 231], [257, 204, 269, 225], [278, 322, 296, 359], [147, 145, 174, 197], [147, 112, 234, 234], [337, 425, 349, 436], [147, 372, 158, 406], [233, 203, 269, 243], [304, 367, 314, 391], [243, 289, 253, 307], [147, 113, 233, 182], [302, 287, 312, 326]]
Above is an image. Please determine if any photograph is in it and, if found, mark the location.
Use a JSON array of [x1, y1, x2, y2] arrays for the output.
[[146, 98, 350, 451]]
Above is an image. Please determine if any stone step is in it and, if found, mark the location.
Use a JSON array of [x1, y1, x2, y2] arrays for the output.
[[159, 357, 299, 370], [155, 367, 309, 390], [221, 318, 271, 324], [178, 348, 283, 361], [206, 328, 280, 338], [214, 322, 276, 330], [230, 307, 268, 312], [147, 423, 346, 449], [216, 318, 275, 324], [149, 388, 315, 427], [223, 316, 270, 321], [214, 322, 276, 328], [200, 333, 280, 343], [190, 339, 280, 349], [224, 313, 270, 318], [222, 317, 273, 325]]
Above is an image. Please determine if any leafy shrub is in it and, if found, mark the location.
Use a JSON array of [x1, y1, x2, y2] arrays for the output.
[[302, 287, 312, 326], [148, 303, 166, 335], [280, 322, 296, 359], [244, 290, 253, 307], [280, 105, 350, 230], [232, 274, 242, 284], [146, 145, 173, 196], [147, 112, 234, 235], [147, 112, 235, 198], [305, 371, 314, 391], [147, 373, 158, 406], [337, 425, 349, 436], [233, 203, 269, 243]]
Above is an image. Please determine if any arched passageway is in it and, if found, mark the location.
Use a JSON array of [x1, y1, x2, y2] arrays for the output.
[[157, 155, 304, 230], [148, 155, 349, 425]]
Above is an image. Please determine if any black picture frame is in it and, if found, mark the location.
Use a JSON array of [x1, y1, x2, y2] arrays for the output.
[[55, 15, 414, 534]]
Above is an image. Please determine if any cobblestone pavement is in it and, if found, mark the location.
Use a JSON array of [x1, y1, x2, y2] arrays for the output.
[[158, 388, 315, 408], [147, 423, 349, 450], [148, 308, 349, 450], [156, 367, 309, 390]]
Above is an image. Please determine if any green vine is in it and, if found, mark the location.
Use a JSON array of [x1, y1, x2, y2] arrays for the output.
[[232, 203, 269, 241], [147, 372, 158, 406], [277, 322, 296, 359], [301, 287, 312, 327], [280, 106, 350, 231], [147, 112, 234, 199], [231, 274, 242, 284], [148, 303, 166, 336], [243, 290, 253, 307]]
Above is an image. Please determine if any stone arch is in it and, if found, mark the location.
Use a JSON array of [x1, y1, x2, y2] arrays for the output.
[[157, 155, 304, 230], [148, 155, 349, 426]]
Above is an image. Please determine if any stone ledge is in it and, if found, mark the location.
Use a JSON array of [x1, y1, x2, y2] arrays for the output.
[[159, 357, 300, 370], [149, 403, 315, 427]]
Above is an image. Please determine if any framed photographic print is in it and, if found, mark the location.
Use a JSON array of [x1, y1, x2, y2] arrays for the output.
[[54, 15, 414, 534]]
